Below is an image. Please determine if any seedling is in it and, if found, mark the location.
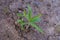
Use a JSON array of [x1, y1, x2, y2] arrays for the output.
[[17, 5, 43, 33]]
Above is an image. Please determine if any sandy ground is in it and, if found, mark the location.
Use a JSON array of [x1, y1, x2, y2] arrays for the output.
[[0, 0, 60, 40]]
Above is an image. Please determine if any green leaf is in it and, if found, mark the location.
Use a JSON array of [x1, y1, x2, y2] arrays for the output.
[[23, 10, 29, 20], [31, 17, 41, 23], [30, 14, 42, 23], [23, 10, 26, 16], [17, 19, 23, 23], [30, 23, 43, 33], [17, 19, 26, 30], [17, 19, 28, 26], [21, 23, 25, 30], [17, 13, 23, 17], [27, 5, 32, 19], [21, 26, 24, 30]]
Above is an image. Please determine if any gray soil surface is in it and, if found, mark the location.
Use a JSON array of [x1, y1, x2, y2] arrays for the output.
[[0, 0, 60, 40]]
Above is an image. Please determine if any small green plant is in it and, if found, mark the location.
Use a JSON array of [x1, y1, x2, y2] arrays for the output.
[[17, 5, 43, 33]]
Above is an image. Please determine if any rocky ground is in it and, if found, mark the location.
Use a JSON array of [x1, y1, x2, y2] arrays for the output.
[[0, 0, 60, 40]]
